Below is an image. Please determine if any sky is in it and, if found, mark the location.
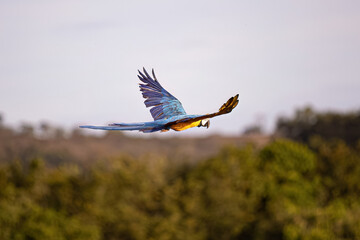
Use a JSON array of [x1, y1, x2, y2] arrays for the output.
[[0, 0, 359, 136]]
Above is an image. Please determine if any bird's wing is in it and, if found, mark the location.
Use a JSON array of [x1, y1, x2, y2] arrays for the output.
[[165, 94, 239, 127], [138, 68, 186, 120]]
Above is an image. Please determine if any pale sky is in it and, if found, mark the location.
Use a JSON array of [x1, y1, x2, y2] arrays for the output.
[[1, 1, 359, 136]]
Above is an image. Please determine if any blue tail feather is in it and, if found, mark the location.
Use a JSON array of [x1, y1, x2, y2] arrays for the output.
[[79, 120, 169, 133], [79, 125, 145, 131], [108, 123, 145, 127]]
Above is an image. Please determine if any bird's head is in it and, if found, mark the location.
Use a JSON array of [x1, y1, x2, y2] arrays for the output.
[[198, 119, 210, 129]]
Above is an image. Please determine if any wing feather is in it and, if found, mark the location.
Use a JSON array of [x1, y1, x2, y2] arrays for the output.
[[165, 94, 239, 128], [138, 68, 186, 120]]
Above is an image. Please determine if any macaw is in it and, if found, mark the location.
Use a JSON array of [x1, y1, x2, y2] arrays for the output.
[[80, 68, 239, 133]]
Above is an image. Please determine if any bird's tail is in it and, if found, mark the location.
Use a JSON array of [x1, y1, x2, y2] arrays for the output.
[[79, 125, 145, 131], [79, 122, 164, 133]]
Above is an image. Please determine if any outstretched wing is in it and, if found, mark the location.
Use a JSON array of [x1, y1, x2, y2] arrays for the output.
[[138, 68, 186, 120], [165, 94, 239, 127]]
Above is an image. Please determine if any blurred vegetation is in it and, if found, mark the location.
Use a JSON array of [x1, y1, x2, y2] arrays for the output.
[[276, 106, 360, 146], [0, 118, 269, 166], [1, 139, 359, 239], [0, 108, 359, 239]]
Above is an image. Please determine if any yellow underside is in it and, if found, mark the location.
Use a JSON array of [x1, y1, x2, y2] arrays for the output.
[[171, 120, 201, 131]]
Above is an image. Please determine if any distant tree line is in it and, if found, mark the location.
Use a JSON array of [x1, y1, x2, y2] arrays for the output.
[[0, 115, 268, 166], [276, 106, 360, 146]]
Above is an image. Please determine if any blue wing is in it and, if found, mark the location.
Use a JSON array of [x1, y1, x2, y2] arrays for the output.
[[163, 94, 240, 128], [138, 68, 186, 120]]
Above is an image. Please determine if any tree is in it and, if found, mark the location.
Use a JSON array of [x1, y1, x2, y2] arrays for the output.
[[276, 106, 360, 146]]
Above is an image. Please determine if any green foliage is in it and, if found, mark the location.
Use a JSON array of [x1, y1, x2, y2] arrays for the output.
[[0, 159, 100, 240], [256, 140, 319, 239], [276, 106, 360, 146], [182, 146, 259, 239], [0, 139, 359, 239]]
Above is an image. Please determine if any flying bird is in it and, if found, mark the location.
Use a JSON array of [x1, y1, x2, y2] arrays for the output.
[[80, 68, 239, 133]]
